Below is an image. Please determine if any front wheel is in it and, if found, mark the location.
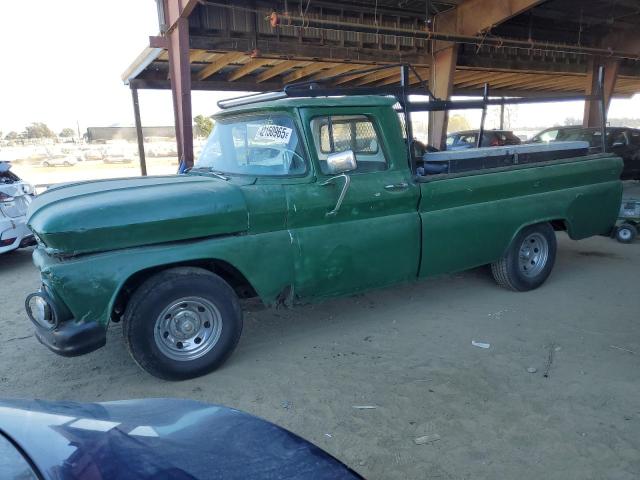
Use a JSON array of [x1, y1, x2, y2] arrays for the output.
[[491, 223, 557, 291], [123, 267, 243, 380]]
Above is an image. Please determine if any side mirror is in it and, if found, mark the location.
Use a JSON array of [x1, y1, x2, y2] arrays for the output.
[[326, 150, 356, 174]]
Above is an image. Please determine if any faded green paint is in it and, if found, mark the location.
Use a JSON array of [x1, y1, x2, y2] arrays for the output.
[[26, 97, 624, 348], [419, 154, 623, 277], [28, 175, 248, 255]]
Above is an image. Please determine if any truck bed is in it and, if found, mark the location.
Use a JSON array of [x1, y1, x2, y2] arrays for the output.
[[417, 152, 623, 277], [417, 141, 590, 178]]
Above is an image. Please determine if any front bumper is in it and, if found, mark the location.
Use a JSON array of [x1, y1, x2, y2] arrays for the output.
[[33, 320, 106, 357], [26, 288, 106, 357]]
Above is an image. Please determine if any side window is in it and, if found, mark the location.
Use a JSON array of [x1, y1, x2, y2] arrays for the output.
[[559, 129, 583, 141], [312, 115, 387, 174], [629, 131, 640, 146], [538, 129, 559, 142], [609, 131, 627, 147], [458, 134, 477, 146]]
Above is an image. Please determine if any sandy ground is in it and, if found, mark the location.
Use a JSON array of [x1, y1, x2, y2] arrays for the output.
[[0, 181, 639, 479]]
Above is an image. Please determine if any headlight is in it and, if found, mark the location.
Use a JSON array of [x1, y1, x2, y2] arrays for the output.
[[25, 292, 58, 329]]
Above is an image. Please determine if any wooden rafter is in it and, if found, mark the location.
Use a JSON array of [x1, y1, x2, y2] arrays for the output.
[[455, 72, 510, 88], [487, 73, 540, 88], [283, 62, 336, 84], [352, 67, 399, 86], [333, 68, 380, 85], [309, 63, 368, 81], [375, 68, 430, 87], [196, 52, 246, 80], [255, 60, 305, 83], [227, 58, 272, 81]]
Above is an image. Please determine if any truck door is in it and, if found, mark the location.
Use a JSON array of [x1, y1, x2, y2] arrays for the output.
[[284, 106, 421, 299]]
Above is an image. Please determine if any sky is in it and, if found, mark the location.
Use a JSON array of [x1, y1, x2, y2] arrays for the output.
[[0, 0, 232, 135], [1, 0, 639, 136]]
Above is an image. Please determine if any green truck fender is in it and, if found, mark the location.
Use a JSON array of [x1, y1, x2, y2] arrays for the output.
[[34, 230, 296, 329]]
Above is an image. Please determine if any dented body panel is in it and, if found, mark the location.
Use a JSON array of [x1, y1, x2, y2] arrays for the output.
[[28, 175, 248, 255], [25, 96, 623, 357]]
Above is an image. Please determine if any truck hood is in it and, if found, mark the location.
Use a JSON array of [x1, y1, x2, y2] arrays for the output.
[[27, 175, 248, 255]]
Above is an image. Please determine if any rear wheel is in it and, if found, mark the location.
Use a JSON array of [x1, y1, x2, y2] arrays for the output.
[[491, 223, 557, 291], [615, 223, 637, 243], [123, 267, 243, 380]]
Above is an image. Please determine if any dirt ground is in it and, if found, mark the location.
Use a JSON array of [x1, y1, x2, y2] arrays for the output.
[[1, 203, 639, 479]]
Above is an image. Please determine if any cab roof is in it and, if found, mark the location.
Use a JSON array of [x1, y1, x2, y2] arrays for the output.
[[214, 94, 397, 117]]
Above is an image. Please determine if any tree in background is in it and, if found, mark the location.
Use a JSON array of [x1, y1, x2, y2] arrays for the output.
[[194, 114, 214, 138], [448, 114, 471, 133], [59, 128, 75, 138], [25, 122, 55, 139], [5, 131, 19, 141]]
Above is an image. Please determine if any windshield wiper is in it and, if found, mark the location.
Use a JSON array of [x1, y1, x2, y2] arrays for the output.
[[209, 170, 230, 181], [188, 167, 229, 180]]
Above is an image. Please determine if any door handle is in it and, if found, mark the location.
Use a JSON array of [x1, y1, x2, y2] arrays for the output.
[[320, 174, 351, 216], [384, 182, 409, 191]]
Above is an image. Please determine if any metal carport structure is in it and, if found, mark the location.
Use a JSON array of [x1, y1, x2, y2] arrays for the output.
[[122, 0, 640, 172]]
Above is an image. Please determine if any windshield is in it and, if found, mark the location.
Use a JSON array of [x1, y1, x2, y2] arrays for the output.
[[194, 114, 307, 176]]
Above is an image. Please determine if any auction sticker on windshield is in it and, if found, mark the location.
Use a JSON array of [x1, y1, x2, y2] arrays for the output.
[[254, 125, 292, 144]]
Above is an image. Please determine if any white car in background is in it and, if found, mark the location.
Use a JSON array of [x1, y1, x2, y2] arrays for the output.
[[41, 155, 77, 167], [0, 162, 36, 254]]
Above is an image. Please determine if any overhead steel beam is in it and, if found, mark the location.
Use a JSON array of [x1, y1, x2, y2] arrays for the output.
[[458, 0, 546, 36], [427, 0, 547, 148]]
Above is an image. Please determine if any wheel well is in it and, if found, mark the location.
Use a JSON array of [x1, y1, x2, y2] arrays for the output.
[[110, 259, 257, 323], [549, 219, 568, 232]]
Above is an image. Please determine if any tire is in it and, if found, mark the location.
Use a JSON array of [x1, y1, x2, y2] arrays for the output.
[[123, 267, 243, 380], [491, 223, 557, 292], [63, 161, 71, 166], [42, 161, 50, 167], [615, 223, 637, 243]]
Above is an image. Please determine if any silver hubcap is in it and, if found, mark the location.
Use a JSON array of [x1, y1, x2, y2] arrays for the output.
[[518, 232, 549, 277], [153, 297, 222, 361], [619, 229, 632, 241]]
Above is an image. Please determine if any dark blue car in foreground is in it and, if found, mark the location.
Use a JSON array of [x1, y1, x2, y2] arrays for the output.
[[0, 398, 363, 479]]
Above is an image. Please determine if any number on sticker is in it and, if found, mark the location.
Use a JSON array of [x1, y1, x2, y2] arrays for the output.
[[254, 125, 293, 144]]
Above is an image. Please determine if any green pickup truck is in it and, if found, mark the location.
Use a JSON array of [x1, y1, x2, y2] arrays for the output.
[[25, 94, 622, 380]]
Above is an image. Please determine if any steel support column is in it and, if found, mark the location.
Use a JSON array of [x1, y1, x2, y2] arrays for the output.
[[428, 45, 457, 150], [583, 57, 619, 128], [165, 0, 197, 169], [131, 87, 147, 176]]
